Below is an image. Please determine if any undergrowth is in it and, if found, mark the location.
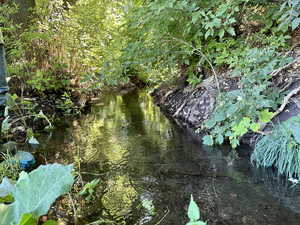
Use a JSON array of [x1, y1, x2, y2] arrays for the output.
[[202, 48, 292, 148]]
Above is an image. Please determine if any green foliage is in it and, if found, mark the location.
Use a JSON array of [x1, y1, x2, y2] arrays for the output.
[[0, 163, 74, 225], [202, 48, 292, 148], [18, 214, 59, 225], [116, 0, 245, 83], [1, 93, 53, 143], [0, 153, 20, 182], [186, 195, 206, 225], [251, 116, 300, 178], [279, 0, 300, 31], [79, 178, 100, 201]]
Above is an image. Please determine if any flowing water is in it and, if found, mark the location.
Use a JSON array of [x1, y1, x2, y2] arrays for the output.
[[37, 89, 300, 225]]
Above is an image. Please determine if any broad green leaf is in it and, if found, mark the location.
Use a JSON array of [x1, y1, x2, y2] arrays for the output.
[[187, 195, 200, 222], [0, 164, 74, 225], [259, 109, 274, 123], [0, 178, 15, 198], [0, 204, 10, 225], [202, 135, 214, 146], [18, 214, 37, 225]]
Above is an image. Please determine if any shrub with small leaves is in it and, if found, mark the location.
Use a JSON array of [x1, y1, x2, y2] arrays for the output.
[[202, 48, 292, 148]]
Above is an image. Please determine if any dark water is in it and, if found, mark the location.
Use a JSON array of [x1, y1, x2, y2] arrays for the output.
[[38, 89, 300, 225]]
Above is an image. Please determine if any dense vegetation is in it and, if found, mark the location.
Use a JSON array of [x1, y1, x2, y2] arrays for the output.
[[1, 0, 300, 223]]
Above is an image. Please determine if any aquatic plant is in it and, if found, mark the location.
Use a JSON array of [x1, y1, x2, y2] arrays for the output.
[[251, 116, 300, 178], [186, 195, 206, 225], [0, 163, 74, 225]]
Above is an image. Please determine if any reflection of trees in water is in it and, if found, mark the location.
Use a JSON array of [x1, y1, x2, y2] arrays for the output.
[[70, 90, 177, 224]]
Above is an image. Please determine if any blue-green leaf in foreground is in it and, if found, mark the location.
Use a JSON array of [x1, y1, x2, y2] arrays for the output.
[[0, 163, 74, 225], [0, 177, 15, 198], [187, 195, 200, 222]]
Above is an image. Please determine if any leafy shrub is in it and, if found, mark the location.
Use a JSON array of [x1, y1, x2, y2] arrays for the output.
[[251, 116, 300, 178], [279, 0, 300, 31], [202, 48, 292, 148]]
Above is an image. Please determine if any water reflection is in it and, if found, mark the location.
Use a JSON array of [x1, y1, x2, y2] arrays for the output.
[[40, 89, 300, 225]]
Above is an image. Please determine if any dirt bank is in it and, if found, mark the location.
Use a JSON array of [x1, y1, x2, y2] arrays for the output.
[[151, 47, 300, 147]]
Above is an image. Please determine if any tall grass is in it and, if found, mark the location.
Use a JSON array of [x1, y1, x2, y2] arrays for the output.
[[251, 116, 300, 178]]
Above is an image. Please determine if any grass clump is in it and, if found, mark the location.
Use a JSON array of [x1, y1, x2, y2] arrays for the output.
[[251, 116, 300, 178], [0, 152, 20, 181]]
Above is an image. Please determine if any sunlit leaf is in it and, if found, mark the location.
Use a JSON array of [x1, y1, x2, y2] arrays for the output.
[[202, 135, 214, 146], [187, 195, 200, 222], [18, 214, 37, 225], [259, 109, 274, 123]]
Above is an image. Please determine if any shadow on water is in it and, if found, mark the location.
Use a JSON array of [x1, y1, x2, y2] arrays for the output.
[[39, 89, 300, 225]]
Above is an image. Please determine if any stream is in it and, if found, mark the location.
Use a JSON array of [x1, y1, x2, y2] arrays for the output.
[[36, 89, 300, 225]]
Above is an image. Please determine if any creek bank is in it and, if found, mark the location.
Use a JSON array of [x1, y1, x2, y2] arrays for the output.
[[151, 47, 300, 149], [0, 79, 141, 145]]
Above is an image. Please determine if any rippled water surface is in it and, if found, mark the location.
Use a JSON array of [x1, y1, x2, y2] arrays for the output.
[[38, 89, 300, 225]]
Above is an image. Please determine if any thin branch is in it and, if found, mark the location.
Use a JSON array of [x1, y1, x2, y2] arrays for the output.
[[169, 36, 220, 93], [270, 56, 300, 77], [154, 208, 169, 225], [260, 86, 300, 131]]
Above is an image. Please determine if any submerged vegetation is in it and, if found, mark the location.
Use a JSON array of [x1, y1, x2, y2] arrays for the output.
[[1, 0, 300, 223]]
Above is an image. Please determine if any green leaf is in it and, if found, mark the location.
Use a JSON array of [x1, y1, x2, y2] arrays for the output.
[[230, 138, 240, 149], [292, 18, 300, 30], [202, 135, 214, 146], [187, 195, 200, 222], [18, 214, 37, 225], [215, 134, 224, 144], [259, 109, 274, 123], [42, 221, 59, 225], [1, 116, 11, 133], [0, 204, 11, 225], [219, 29, 225, 38], [28, 136, 39, 145], [0, 178, 15, 198], [250, 123, 260, 132], [226, 27, 236, 36], [0, 164, 74, 225]]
